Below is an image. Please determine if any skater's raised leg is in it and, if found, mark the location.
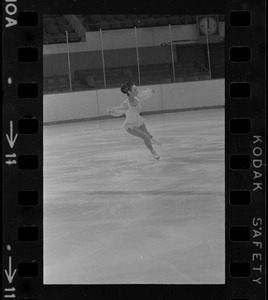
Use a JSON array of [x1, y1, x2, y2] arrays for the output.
[[126, 127, 160, 159], [139, 124, 162, 145]]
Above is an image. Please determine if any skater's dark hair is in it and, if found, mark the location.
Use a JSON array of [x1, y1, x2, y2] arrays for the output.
[[120, 82, 134, 95]]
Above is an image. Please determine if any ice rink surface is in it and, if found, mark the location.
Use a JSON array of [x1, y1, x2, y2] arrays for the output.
[[44, 109, 225, 284]]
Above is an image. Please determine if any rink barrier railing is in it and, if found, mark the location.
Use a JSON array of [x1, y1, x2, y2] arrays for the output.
[[44, 79, 225, 125], [44, 105, 225, 125]]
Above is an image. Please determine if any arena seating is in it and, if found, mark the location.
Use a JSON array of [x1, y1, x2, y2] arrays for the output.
[[122, 19, 134, 29], [54, 16, 68, 25], [157, 17, 169, 26], [79, 14, 200, 32], [46, 24, 60, 34], [43, 15, 81, 44], [133, 19, 145, 28], [109, 20, 122, 30], [90, 15, 103, 22], [97, 20, 110, 30], [184, 75, 199, 81], [198, 74, 211, 80], [44, 16, 55, 25], [43, 14, 224, 93], [145, 18, 157, 27], [168, 16, 182, 25], [44, 62, 211, 94], [43, 14, 224, 44]]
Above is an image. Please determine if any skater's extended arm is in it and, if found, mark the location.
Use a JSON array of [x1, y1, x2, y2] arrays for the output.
[[137, 88, 154, 102], [107, 101, 128, 116]]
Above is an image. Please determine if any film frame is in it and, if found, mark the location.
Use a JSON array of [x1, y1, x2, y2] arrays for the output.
[[2, 0, 266, 299]]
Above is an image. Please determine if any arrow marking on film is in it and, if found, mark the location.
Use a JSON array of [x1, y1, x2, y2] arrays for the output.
[[6, 121, 18, 149], [5, 256, 17, 284]]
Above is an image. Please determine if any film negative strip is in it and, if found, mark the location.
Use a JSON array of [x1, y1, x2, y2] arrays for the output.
[[2, 0, 266, 299]]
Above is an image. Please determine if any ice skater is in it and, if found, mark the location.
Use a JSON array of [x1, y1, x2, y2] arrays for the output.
[[106, 82, 161, 160]]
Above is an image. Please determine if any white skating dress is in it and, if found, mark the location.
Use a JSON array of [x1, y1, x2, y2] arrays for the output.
[[110, 88, 153, 130]]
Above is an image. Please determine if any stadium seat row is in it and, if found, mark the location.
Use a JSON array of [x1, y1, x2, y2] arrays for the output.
[[43, 33, 81, 44], [43, 15, 80, 44], [44, 23, 75, 35], [43, 63, 211, 94], [82, 15, 197, 31]]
